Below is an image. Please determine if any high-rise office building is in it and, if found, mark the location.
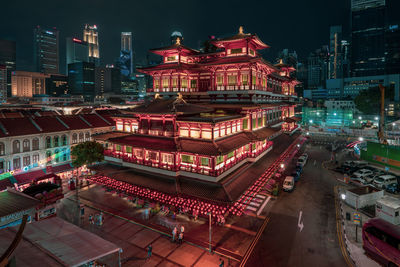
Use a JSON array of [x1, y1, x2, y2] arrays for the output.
[[83, 24, 100, 66], [0, 65, 6, 103], [46, 74, 68, 96], [68, 62, 95, 101], [66, 37, 89, 71], [120, 32, 133, 76], [33, 26, 59, 74], [95, 65, 121, 95], [307, 46, 330, 89], [385, 23, 400, 74], [11, 71, 50, 97], [0, 39, 16, 97], [329, 26, 343, 79], [350, 0, 386, 76]]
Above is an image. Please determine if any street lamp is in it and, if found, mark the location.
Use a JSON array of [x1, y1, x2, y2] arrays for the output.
[[341, 193, 346, 200], [334, 113, 337, 116], [358, 116, 362, 120], [309, 120, 313, 124], [280, 163, 285, 169], [359, 137, 364, 142], [374, 117, 379, 120]]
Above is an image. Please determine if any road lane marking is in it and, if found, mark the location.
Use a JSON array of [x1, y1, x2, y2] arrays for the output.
[[298, 210, 304, 232], [334, 186, 356, 267]]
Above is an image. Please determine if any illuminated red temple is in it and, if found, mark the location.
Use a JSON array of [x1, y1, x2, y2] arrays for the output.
[[94, 27, 299, 183]]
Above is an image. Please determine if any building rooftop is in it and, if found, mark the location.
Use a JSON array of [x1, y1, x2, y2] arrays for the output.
[[0, 190, 39, 218], [130, 97, 213, 115]]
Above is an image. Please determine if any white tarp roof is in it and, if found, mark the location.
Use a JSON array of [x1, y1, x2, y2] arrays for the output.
[[18, 217, 120, 267]]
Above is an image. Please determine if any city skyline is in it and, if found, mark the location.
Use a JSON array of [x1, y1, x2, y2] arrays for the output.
[[0, 0, 363, 72]]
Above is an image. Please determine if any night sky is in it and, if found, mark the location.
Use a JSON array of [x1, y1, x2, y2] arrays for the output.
[[1, 0, 352, 73]]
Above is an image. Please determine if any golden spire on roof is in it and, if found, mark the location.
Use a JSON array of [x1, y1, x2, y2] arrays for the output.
[[279, 58, 283, 64], [155, 93, 160, 99], [239, 26, 244, 34], [176, 37, 181, 45]]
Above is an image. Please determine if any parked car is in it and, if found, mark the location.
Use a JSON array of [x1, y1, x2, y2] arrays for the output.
[[297, 156, 307, 167], [291, 170, 301, 182], [362, 174, 376, 185], [373, 175, 398, 189], [343, 160, 368, 168], [295, 165, 303, 174], [352, 169, 373, 178], [386, 183, 400, 194], [283, 176, 295, 192]]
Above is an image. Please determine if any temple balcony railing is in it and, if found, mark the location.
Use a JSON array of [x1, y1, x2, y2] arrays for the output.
[[138, 129, 175, 137], [104, 141, 273, 178]]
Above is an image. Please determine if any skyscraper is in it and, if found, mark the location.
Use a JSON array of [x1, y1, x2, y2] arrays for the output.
[[350, 0, 386, 76], [307, 46, 330, 89], [120, 32, 133, 76], [68, 62, 95, 101], [83, 24, 100, 66], [95, 65, 121, 95], [0, 65, 6, 103], [0, 39, 16, 97], [329, 25, 343, 79], [66, 37, 89, 71], [33, 26, 59, 74]]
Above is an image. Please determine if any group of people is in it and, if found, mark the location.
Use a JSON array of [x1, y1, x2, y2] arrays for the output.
[[88, 212, 104, 226], [171, 225, 185, 244]]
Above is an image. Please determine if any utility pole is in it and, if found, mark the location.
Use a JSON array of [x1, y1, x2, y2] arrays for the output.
[[208, 212, 212, 253]]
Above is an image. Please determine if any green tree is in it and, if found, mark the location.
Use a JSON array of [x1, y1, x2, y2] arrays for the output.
[[71, 141, 104, 168], [354, 85, 395, 115], [354, 87, 381, 114]]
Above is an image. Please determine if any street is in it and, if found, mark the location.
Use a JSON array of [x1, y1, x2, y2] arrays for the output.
[[246, 143, 348, 267]]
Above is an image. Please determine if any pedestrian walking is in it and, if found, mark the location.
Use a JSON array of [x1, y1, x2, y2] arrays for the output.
[[172, 226, 177, 242], [145, 208, 150, 220], [178, 232, 183, 244], [146, 244, 152, 261], [99, 212, 104, 226], [219, 258, 224, 267], [180, 225, 185, 235], [89, 214, 93, 225]]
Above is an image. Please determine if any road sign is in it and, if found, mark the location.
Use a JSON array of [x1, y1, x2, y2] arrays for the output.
[[353, 212, 361, 225]]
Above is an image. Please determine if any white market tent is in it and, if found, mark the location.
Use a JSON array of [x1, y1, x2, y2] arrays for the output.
[[2, 217, 121, 267]]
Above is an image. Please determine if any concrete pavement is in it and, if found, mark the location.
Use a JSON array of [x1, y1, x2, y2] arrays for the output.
[[245, 143, 348, 267], [58, 195, 237, 266]]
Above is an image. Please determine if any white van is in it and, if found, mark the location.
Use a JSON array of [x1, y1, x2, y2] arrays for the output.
[[283, 176, 295, 192], [373, 175, 398, 189]]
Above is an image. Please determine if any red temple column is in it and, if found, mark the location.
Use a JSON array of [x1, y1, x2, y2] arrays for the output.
[[249, 68, 253, 90]]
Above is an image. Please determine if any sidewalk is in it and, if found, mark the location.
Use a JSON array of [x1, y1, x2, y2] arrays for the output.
[[337, 186, 379, 267], [57, 194, 238, 267]]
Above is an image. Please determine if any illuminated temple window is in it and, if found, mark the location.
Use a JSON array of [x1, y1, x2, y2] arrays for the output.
[[213, 127, 220, 138], [202, 129, 212, 139], [125, 146, 132, 153], [181, 154, 194, 164], [134, 149, 143, 159], [116, 122, 123, 131], [146, 151, 159, 161], [172, 78, 178, 87], [190, 128, 200, 138], [162, 78, 169, 88], [124, 123, 131, 132], [200, 157, 209, 166], [180, 127, 189, 137], [162, 153, 174, 164], [228, 75, 237, 86], [181, 78, 188, 88], [241, 74, 248, 85], [217, 75, 223, 86]]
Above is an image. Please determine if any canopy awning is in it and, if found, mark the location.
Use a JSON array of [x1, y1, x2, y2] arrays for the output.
[[10, 217, 121, 267]]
